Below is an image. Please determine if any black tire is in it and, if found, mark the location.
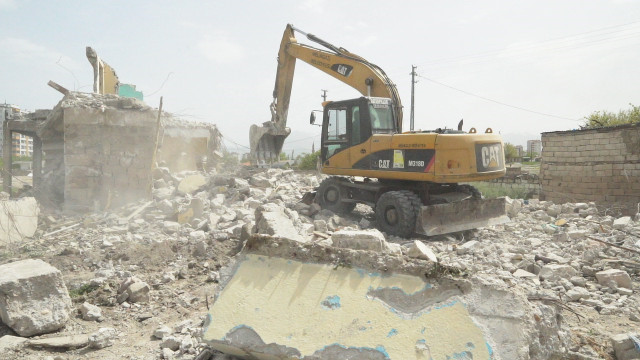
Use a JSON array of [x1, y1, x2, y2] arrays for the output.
[[375, 190, 419, 238], [457, 184, 483, 199], [316, 177, 356, 214]]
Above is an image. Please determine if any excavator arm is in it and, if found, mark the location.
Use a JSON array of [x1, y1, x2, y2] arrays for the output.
[[250, 24, 402, 164]]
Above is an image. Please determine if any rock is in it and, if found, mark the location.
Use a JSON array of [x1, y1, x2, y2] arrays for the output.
[[618, 287, 633, 296], [406, 240, 438, 262], [88, 327, 117, 349], [249, 175, 274, 188], [0, 259, 72, 336], [567, 230, 587, 240], [539, 264, 578, 282], [613, 216, 632, 230], [331, 229, 388, 252], [546, 204, 562, 217], [161, 335, 181, 351], [163, 221, 180, 234], [254, 204, 304, 242], [177, 174, 207, 195], [80, 302, 102, 321], [26, 334, 89, 349], [610, 333, 640, 360], [154, 325, 172, 339], [118, 277, 150, 303], [314, 220, 328, 233], [596, 269, 632, 289], [456, 240, 480, 255], [513, 269, 538, 279], [565, 287, 590, 302], [505, 197, 522, 218], [189, 230, 206, 242], [0, 335, 26, 352]]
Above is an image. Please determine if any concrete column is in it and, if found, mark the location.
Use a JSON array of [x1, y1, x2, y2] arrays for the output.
[[32, 136, 42, 192], [2, 121, 11, 196]]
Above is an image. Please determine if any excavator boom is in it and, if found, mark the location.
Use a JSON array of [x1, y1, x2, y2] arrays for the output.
[[250, 24, 402, 164]]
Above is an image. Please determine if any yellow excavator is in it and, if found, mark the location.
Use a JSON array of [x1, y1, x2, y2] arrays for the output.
[[250, 24, 508, 237]]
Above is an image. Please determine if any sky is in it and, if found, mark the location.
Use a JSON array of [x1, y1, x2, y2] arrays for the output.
[[0, 0, 639, 156]]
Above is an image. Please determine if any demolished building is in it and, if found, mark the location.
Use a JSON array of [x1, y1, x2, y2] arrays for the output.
[[3, 92, 222, 212]]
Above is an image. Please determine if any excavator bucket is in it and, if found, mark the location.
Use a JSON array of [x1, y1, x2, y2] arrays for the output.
[[249, 123, 291, 165], [418, 197, 509, 236]]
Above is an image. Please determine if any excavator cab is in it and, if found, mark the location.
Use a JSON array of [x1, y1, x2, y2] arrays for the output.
[[320, 97, 396, 167]]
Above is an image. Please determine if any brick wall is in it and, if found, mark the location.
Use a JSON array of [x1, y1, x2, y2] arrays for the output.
[[540, 123, 640, 215]]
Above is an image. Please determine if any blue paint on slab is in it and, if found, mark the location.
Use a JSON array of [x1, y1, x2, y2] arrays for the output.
[[321, 295, 341, 310], [486, 342, 494, 356], [386, 329, 398, 337], [375, 345, 390, 358]]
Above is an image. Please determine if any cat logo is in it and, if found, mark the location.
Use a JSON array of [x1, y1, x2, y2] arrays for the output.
[[481, 144, 502, 168]]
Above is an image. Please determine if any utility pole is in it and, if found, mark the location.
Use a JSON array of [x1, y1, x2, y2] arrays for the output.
[[321, 89, 328, 102], [410, 65, 417, 131]]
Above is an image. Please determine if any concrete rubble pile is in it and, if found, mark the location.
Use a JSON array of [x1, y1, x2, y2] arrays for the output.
[[0, 165, 636, 359]]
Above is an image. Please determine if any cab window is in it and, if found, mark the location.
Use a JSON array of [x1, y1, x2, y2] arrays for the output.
[[324, 108, 348, 159], [369, 103, 395, 133]]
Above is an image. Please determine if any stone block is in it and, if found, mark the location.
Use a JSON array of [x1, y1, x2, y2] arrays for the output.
[[0, 197, 39, 246], [596, 269, 632, 289], [331, 229, 388, 252], [406, 240, 438, 262], [254, 204, 304, 242], [0, 259, 72, 336], [177, 174, 207, 195], [539, 264, 578, 282], [610, 333, 640, 360]]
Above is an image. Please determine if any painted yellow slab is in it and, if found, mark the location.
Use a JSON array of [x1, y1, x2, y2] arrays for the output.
[[203, 255, 493, 359]]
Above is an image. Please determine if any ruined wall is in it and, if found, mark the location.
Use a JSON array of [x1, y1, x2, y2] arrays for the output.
[[540, 123, 640, 214], [62, 105, 157, 211]]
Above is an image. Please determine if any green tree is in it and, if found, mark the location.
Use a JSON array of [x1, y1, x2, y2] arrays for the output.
[[583, 103, 640, 128], [297, 151, 320, 170], [504, 143, 518, 163], [279, 152, 288, 160]]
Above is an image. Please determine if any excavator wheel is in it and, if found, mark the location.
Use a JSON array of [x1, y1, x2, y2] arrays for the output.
[[375, 190, 420, 238], [316, 177, 356, 214]]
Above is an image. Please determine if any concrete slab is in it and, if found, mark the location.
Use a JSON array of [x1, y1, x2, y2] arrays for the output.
[[203, 253, 492, 359], [0, 197, 39, 246]]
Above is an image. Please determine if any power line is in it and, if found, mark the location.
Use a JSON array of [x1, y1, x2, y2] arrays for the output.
[[416, 74, 581, 122], [416, 21, 640, 69]]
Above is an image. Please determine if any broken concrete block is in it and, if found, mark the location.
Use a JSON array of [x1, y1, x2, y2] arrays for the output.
[[250, 175, 275, 188], [0, 335, 26, 352], [80, 302, 102, 321], [596, 269, 632, 289], [117, 277, 150, 303], [504, 197, 522, 218], [330, 229, 387, 252], [456, 240, 480, 255], [26, 334, 90, 350], [254, 204, 304, 242], [406, 240, 438, 262], [565, 287, 590, 302], [0, 197, 39, 245], [513, 269, 537, 279], [163, 221, 180, 234], [539, 264, 578, 282], [88, 327, 117, 349], [177, 174, 207, 195], [610, 333, 640, 360], [613, 216, 633, 230], [161, 335, 181, 351], [0, 259, 72, 336], [154, 325, 172, 339]]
